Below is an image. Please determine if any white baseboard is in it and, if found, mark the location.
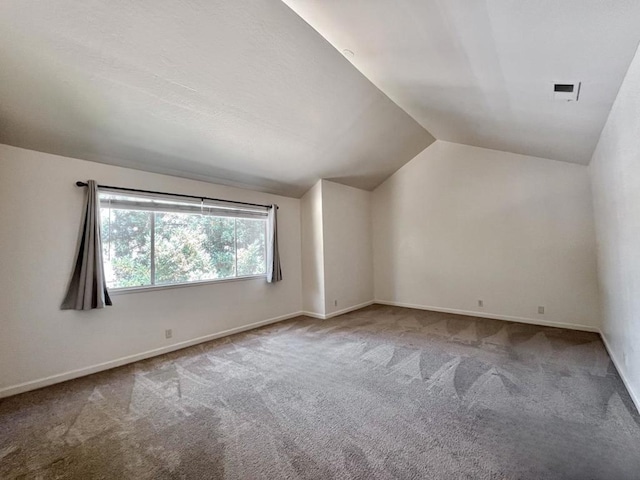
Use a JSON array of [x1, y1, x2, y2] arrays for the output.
[[598, 331, 640, 412], [374, 300, 600, 333], [0, 311, 303, 399], [7, 302, 636, 416], [325, 300, 375, 319], [302, 300, 374, 320]]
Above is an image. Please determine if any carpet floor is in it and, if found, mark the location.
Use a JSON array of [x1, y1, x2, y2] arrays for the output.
[[1, 305, 639, 479]]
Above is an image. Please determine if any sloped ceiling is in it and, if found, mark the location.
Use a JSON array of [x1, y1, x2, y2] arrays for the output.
[[0, 1, 435, 197], [283, 0, 640, 165]]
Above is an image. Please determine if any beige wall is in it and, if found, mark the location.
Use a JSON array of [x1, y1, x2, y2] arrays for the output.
[[321, 180, 373, 316], [300, 180, 374, 317], [0, 144, 303, 397], [301, 180, 325, 315], [0, 134, 615, 398], [373, 141, 601, 330], [589, 41, 640, 408]]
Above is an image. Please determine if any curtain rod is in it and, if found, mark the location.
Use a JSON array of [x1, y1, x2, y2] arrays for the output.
[[75, 181, 276, 209]]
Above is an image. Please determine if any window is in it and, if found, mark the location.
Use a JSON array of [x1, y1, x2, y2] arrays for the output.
[[99, 192, 267, 290]]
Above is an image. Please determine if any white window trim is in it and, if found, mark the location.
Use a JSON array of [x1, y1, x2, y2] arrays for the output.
[[108, 273, 267, 296]]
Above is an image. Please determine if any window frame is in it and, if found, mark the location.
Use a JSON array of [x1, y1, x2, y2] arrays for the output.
[[107, 273, 267, 296], [99, 192, 269, 293]]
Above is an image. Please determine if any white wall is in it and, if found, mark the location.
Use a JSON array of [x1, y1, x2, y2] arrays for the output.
[[301, 180, 325, 315], [0, 144, 302, 396], [321, 180, 373, 315], [300, 180, 374, 317], [589, 41, 640, 408], [373, 141, 601, 330]]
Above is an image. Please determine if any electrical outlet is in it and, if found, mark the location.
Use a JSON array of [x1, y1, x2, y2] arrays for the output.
[[165, 329, 173, 339], [538, 306, 545, 315], [334, 299, 338, 307], [478, 300, 484, 307]]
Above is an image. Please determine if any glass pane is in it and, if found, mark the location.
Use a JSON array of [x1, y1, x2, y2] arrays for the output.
[[236, 218, 266, 276], [154, 213, 236, 285], [100, 208, 151, 288], [204, 216, 236, 279]]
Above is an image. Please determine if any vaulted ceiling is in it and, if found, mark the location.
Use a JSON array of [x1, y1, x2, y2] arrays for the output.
[[283, 0, 640, 165], [0, 0, 433, 197], [1, 1, 639, 197]]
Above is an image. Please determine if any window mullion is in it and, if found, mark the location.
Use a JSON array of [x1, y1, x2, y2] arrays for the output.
[[234, 218, 238, 277], [150, 212, 156, 286], [108, 199, 112, 261]]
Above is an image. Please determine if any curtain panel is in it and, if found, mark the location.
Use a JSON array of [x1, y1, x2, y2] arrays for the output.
[[61, 180, 112, 310], [267, 204, 282, 283]]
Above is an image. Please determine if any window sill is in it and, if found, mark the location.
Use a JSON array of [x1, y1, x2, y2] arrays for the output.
[[108, 274, 267, 296]]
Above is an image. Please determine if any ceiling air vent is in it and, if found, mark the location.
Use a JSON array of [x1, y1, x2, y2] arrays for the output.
[[553, 82, 581, 102]]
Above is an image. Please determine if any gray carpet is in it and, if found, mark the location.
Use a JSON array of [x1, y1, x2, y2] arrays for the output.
[[1, 305, 639, 479]]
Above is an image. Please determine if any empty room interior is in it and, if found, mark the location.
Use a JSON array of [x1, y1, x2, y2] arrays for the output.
[[1, 1, 640, 478]]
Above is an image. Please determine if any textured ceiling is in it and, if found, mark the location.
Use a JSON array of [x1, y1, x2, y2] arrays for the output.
[[0, 1, 434, 197], [283, 0, 640, 165]]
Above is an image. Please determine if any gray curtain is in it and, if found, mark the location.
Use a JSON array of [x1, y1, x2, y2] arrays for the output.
[[61, 180, 112, 310], [266, 204, 282, 283]]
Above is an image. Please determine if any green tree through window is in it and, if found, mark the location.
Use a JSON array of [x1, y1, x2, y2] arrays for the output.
[[100, 204, 267, 289], [101, 209, 152, 288]]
